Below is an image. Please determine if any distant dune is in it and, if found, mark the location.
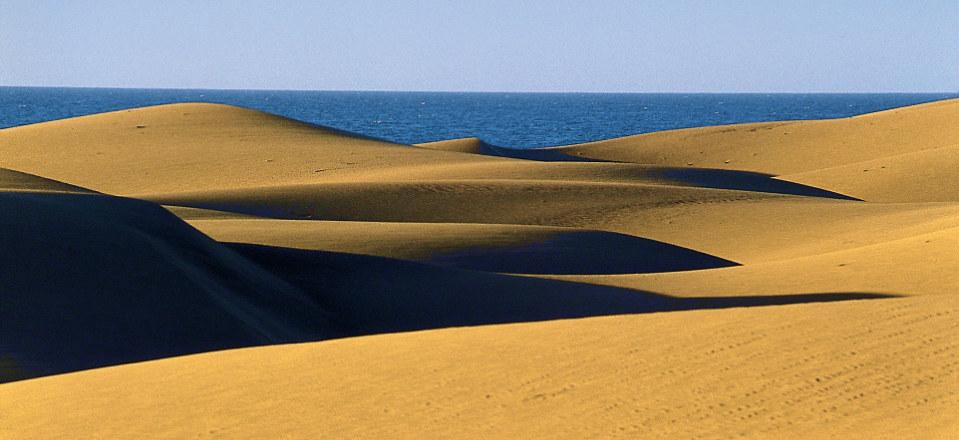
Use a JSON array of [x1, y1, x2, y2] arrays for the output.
[[1, 99, 957, 438]]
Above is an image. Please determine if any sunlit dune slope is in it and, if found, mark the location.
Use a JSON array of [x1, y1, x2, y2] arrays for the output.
[[3, 293, 956, 439], [547, 224, 959, 298], [1, 102, 872, 201], [781, 145, 959, 202], [548, 98, 959, 176], [0, 103, 503, 194]]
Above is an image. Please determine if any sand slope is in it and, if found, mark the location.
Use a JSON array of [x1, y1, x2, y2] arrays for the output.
[[782, 145, 959, 202], [0, 190, 339, 381], [3, 294, 956, 439], [1, 99, 957, 438], [0, 103, 500, 195], [547, 98, 959, 177]]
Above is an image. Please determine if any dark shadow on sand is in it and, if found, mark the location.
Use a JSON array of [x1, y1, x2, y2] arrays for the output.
[[472, 140, 612, 162], [480, 142, 861, 200], [649, 167, 861, 200], [0, 190, 895, 383], [229, 243, 897, 337], [427, 230, 739, 274]]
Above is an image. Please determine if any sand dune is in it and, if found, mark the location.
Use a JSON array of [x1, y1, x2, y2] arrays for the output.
[[0, 191, 339, 381], [0, 103, 501, 195], [1, 99, 957, 438], [416, 136, 491, 154], [175, 190, 952, 264], [3, 294, 955, 439], [0, 167, 97, 194], [227, 243, 874, 337], [189, 220, 738, 274], [147, 179, 788, 226], [782, 145, 959, 202], [0, 189, 759, 379], [547, 98, 959, 176], [549, 225, 959, 298]]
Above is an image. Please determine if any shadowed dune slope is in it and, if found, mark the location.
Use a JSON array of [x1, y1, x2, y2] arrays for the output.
[[2, 293, 955, 439], [0, 191, 339, 381]]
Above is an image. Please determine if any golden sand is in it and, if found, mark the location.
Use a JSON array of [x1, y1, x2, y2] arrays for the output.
[[1, 100, 956, 438]]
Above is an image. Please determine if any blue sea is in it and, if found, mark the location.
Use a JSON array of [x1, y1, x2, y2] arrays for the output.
[[1, 87, 955, 148]]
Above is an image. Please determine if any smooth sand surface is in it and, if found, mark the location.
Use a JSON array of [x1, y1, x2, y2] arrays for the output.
[[3, 294, 957, 439], [1, 99, 957, 438], [545, 99, 958, 176]]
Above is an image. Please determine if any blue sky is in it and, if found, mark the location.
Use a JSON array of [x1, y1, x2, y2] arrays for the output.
[[1, 1, 956, 92]]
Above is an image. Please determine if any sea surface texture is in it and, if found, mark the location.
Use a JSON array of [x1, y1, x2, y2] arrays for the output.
[[1, 87, 955, 148]]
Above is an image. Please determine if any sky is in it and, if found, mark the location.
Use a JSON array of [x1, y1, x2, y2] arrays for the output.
[[1, 1, 956, 92]]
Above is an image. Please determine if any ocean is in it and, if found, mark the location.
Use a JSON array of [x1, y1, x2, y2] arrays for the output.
[[1, 87, 955, 149]]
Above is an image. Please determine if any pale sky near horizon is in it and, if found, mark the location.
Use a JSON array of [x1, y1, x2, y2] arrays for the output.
[[1, 1, 956, 92]]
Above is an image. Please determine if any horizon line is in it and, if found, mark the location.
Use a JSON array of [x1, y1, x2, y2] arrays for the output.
[[3, 84, 958, 95]]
